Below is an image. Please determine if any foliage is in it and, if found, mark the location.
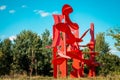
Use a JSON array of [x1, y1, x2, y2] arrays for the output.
[[0, 39, 13, 75], [96, 53, 120, 76], [12, 30, 52, 76], [39, 29, 52, 76], [107, 27, 120, 51], [95, 32, 120, 76], [95, 32, 110, 54], [13, 30, 42, 76], [82, 32, 120, 76], [0, 29, 120, 77]]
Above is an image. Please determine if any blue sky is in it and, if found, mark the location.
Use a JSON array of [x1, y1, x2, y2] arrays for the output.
[[0, 0, 120, 56]]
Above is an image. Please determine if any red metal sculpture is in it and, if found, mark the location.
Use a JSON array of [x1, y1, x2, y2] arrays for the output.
[[51, 4, 99, 78]]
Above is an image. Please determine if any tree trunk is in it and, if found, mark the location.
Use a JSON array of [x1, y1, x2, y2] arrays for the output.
[[29, 49, 34, 77]]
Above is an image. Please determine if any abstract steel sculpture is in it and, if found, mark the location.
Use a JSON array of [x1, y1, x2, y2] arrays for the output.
[[51, 4, 99, 78]]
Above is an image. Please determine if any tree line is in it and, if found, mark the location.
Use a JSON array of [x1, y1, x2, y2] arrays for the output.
[[0, 28, 120, 77], [0, 29, 52, 76]]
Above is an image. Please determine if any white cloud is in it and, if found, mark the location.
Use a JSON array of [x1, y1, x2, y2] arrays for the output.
[[52, 11, 58, 14], [34, 10, 50, 17], [9, 36, 16, 41], [33, 10, 59, 17], [21, 5, 27, 8], [0, 5, 6, 11], [39, 11, 50, 17], [9, 10, 15, 14]]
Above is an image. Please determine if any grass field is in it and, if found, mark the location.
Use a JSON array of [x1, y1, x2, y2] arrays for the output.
[[0, 75, 120, 80]]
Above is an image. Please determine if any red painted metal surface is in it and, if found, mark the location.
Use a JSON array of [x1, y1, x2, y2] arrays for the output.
[[51, 4, 99, 78]]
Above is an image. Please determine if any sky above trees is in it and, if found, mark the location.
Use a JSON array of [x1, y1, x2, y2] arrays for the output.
[[0, 0, 120, 56]]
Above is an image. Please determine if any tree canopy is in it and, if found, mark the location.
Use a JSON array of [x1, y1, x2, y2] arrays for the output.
[[13, 30, 42, 76], [95, 32, 110, 54], [108, 27, 120, 51], [0, 29, 120, 77]]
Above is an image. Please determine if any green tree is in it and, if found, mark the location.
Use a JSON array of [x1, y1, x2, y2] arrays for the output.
[[13, 30, 42, 76], [95, 32, 110, 54], [39, 29, 52, 76], [0, 39, 13, 75], [0, 40, 3, 58], [96, 53, 120, 76], [95, 31, 120, 76], [95, 32, 112, 76], [108, 27, 120, 51]]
